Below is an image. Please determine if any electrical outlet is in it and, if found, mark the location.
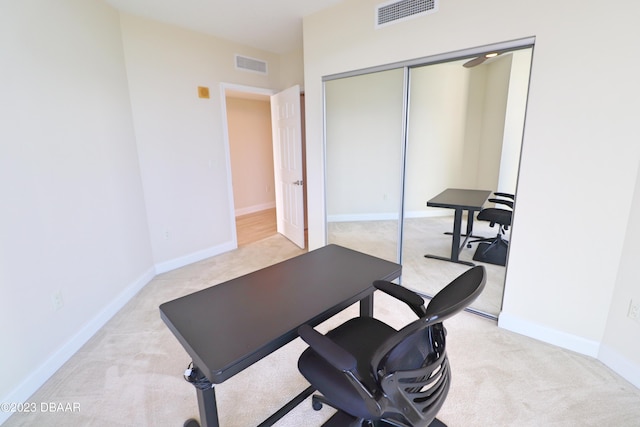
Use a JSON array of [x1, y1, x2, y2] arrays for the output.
[[51, 290, 64, 311], [628, 300, 640, 322], [164, 230, 170, 240]]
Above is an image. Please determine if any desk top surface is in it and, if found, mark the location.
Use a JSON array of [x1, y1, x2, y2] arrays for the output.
[[427, 188, 492, 210], [159, 244, 401, 383]]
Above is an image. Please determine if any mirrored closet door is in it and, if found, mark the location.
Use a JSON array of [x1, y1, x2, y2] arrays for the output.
[[401, 49, 532, 315], [325, 68, 406, 263], [324, 42, 533, 317]]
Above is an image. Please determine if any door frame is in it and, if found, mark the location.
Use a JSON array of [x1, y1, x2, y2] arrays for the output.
[[220, 83, 277, 248]]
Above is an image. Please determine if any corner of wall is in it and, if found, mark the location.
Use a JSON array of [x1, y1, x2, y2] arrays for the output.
[[154, 240, 237, 274], [599, 344, 640, 389], [498, 311, 600, 357]]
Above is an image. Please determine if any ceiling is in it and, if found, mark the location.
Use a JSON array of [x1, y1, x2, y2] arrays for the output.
[[105, 0, 346, 55]]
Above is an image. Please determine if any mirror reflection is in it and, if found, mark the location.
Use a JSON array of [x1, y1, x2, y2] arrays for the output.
[[402, 49, 532, 315], [325, 47, 533, 317], [325, 69, 405, 263]]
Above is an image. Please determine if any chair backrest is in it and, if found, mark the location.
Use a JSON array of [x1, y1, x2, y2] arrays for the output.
[[370, 266, 486, 426], [424, 265, 486, 322], [491, 192, 515, 209]]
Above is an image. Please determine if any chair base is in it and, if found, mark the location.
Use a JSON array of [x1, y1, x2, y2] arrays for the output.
[[321, 410, 358, 427], [473, 241, 507, 266], [321, 410, 447, 427]]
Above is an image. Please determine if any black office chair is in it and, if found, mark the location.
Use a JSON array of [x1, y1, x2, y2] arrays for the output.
[[297, 266, 486, 427], [467, 192, 514, 266]]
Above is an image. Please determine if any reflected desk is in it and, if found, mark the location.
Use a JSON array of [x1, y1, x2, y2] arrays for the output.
[[160, 244, 402, 427], [425, 188, 491, 266]]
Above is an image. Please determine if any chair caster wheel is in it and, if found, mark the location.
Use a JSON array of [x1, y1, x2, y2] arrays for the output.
[[312, 396, 323, 411], [184, 419, 200, 427]]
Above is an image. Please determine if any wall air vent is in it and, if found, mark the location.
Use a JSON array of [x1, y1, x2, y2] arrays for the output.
[[376, 0, 438, 28], [235, 54, 268, 75]]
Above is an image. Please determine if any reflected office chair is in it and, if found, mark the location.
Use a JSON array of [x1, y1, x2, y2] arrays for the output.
[[297, 266, 486, 427], [467, 192, 514, 266]]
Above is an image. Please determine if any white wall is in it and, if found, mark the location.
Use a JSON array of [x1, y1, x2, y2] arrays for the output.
[[0, 1, 308, 418], [473, 55, 511, 192], [227, 97, 276, 215], [499, 50, 532, 194], [600, 161, 640, 386], [0, 0, 154, 414], [405, 61, 471, 215], [303, 0, 640, 385], [119, 14, 287, 271], [326, 55, 523, 219], [325, 69, 405, 221], [278, 49, 305, 90]]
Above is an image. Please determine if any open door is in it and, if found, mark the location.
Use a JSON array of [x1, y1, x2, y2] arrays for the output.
[[271, 85, 305, 248]]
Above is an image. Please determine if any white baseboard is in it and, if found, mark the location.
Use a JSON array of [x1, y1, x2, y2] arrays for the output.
[[498, 311, 600, 357], [404, 209, 452, 219], [598, 344, 640, 389], [154, 240, 237, 274], [235, 201, 275, 217], [0, 267, 155, 425], [327, 210, 450, 222], [327, 213, 398, 222]]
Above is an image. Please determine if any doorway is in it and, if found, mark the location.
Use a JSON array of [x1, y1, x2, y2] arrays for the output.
[[221, 84, 307, 248]]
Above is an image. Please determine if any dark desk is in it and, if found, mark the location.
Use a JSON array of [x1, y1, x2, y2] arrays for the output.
[[425, 188, 491, 266], [160, 244, 402, 427]]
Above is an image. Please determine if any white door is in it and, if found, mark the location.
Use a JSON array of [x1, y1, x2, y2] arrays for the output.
[[271, 85, 305, 248]]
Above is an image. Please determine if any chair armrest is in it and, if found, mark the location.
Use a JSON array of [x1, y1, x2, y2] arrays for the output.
[[298, 324, 357, 372], [488, 198, 514, 209], [373, 280, 427, 318], [494, 192, 514, 200], [299, 325, 382, 416]]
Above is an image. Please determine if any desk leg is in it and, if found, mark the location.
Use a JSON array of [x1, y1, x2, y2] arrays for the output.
[[461, 209, 483, 246], [424, 208, 475, 267], [196, 385, 218, 427], [360, 294, 374, 317], [450, 208, 463, 262], [447, 210, 483, 241], [466, 209, 475, 238], [257, 386, 315, 427], [185, 364, 219, 427]]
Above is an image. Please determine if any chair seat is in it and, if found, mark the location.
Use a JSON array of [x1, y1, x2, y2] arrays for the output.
[[477, 207, 511, 226], [298, 317, 397, 419], [297, 267, 487, 427]]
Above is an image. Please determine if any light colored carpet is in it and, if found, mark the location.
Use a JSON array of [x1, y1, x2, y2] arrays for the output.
[[329, 216, 508, 316], [4, 234, 640, 426]]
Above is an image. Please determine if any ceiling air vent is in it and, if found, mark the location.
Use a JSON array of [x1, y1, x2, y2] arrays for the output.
[[235, 54, 268, 75], [376, 0, 438, 28]]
